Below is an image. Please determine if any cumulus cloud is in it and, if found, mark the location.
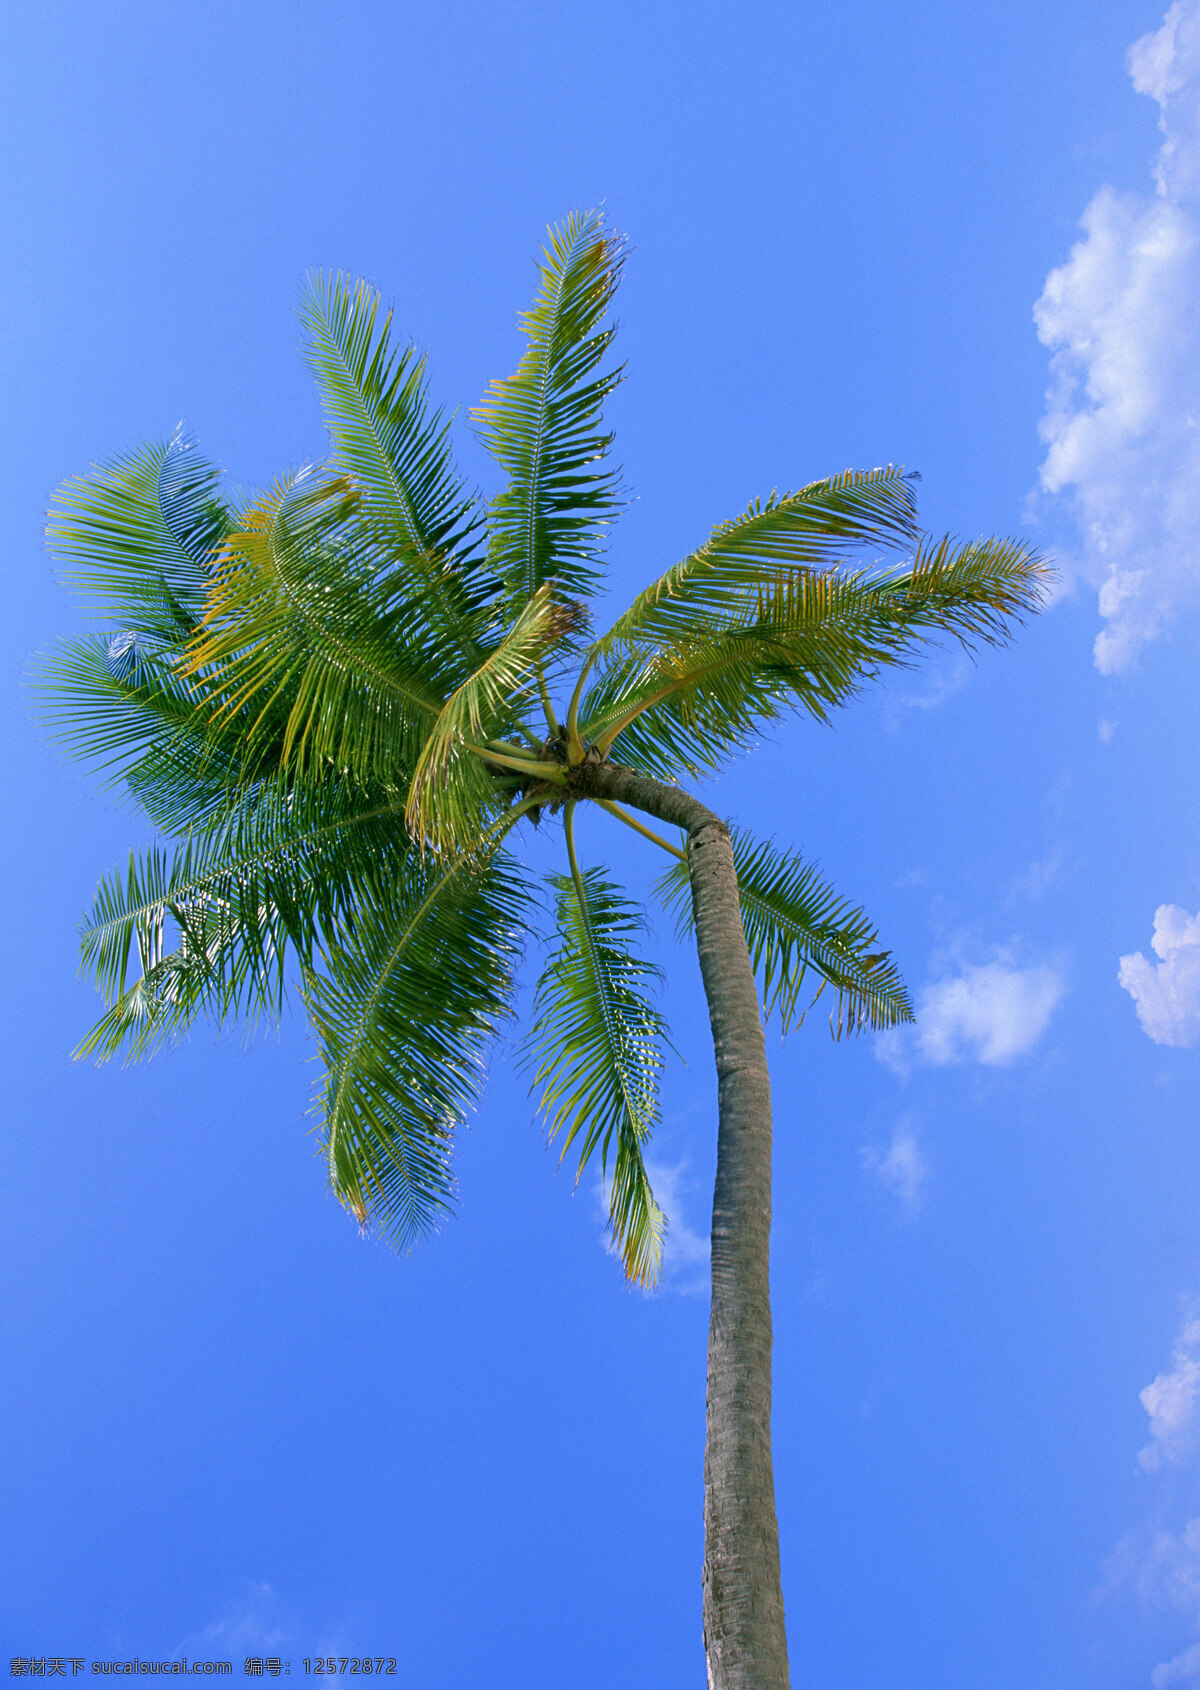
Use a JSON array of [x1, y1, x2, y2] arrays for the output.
[[1106, 1512, 1200, 1630], [1141, 1318, 1200, 1471], [879, 950, 1064, 1073], [1034, 0, 1200, 672], [917, 959, 1063, 1064], [861, 1121, 928, 1213], [1120, 905, 1200, 1046]]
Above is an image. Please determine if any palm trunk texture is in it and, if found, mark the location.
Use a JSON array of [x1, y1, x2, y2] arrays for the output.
[[583, 761, 791, 1690]]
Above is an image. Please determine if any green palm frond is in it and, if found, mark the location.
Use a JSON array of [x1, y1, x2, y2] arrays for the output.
[[123, 724, 277, 837], [43, 632, 209, 777], [40, 630, 312, 833], [406, 585, 580, 846], [523, 861, 667, 1286], [590, 468, 921, 656], [77, 949, 231, 1063], [873, 532, 1050, 645], [186, 470, 453, 783], [300, 271, 498, 654], [307, 844, 528, 1249], [473, 208, 625, 608], [76, 849, 285, 1062], [578, 569, 907, 777], [579, 532, 1049, 778], [656, 828, 913, 1035], [75, 780, 412, 1060], [47, 433, 232, 643]]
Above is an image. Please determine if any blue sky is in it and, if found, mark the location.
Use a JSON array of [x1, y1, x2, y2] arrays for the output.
[[6, 0, 1200, 1683]]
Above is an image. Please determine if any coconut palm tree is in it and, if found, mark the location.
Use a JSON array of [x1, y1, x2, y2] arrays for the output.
[[44, 210, 1045, 1689]]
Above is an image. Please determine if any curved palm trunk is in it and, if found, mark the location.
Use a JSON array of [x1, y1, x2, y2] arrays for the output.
[[583, 761, 791, 1690]]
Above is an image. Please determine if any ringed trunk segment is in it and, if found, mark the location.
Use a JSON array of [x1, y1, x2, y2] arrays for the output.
[[581, 762, 791, 1690]]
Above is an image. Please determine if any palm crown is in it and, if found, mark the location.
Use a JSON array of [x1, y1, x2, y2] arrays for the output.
[[46, 209, 1045, 1287]]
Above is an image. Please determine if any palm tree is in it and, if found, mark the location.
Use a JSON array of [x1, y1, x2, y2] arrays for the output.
[[45, 210, 1045, 1689]]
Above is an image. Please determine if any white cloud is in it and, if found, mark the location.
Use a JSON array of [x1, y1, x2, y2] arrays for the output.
[[1120, 905, 1200, 1046], [1142, 1318, 1200, 1471], [861, 1122, 928, 1213], [1034, 0, 1200, 672], [916, 958, 1063, 1065], [1103, 1512, 1200, 1685], [648, 1157, 711, 1282], [879, 953, 1064, 1070]]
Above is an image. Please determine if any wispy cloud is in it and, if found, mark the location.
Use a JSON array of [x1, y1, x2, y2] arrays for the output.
[[1103, 1307, 1200, 1680], [1008, 851, 1062, 902], [878, 948, 1064, 1073], [1129, 1516, 1200, 1616], [1120, 905, 1200, 1047], [178, 1584, 289, 1656], [1155, 1642, 1200, 1686], [861, 1121, 928, 1214], [1033, 0, 1200, 672], [883, 653, 972, 723]]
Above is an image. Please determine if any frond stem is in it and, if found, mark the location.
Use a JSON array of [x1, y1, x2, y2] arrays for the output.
[[490, 792, 546, 836], [588, 635, 790, 754], [464, 741, 568, 782], [564, 651, 598, 764], [535, 665, 559, 737], [594, 798, 686, 860], [563, 799, 587, 913]]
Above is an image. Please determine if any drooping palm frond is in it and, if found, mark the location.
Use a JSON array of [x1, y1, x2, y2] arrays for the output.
[[523, 858, 667, 1286], [48, 433, 232, 643], [43, 468, 452, 825], [41, 609, 304, 819], [473, 208, 625, 608], [405, 585, 581, 846], [306, 842, 529, 1249], [75, 779, 413, 1060], [40, 625, 330, 838], [656, 827, 913, 1035], [43, 631, 208, 777], [185, 470, 455, 784], [589, 468, 921, 657], [76, 855, 285, 1063], [300, 271, 498, 661]]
